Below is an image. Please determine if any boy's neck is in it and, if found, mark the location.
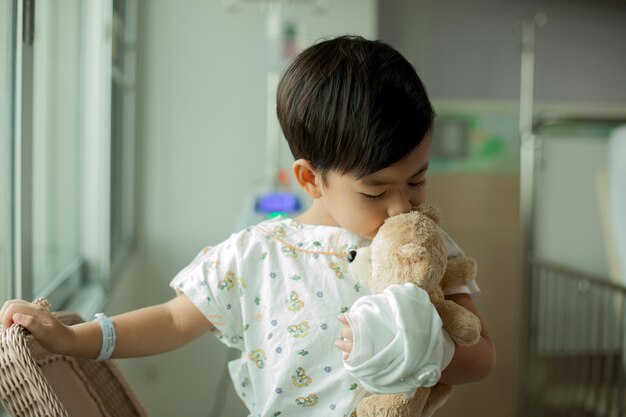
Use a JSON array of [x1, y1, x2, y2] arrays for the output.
[[295, 200, 339, 227]]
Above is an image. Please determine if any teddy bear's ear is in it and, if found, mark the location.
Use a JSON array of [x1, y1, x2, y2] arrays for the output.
[[417, 204, 442, 224]]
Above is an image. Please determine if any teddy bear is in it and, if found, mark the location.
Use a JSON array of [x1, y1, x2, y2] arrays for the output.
[[346, 204, 481, 417]]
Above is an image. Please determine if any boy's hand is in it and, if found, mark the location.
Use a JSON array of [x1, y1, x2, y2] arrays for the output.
[[335, 314, 353, 360], [1, 300, 75, 355]]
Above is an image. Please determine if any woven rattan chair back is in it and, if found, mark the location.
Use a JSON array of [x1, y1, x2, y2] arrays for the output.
[[0, 310, 148, 417]]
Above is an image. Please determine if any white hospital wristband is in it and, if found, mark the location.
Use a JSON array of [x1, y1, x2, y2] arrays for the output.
[[94, 313, 116, 361]]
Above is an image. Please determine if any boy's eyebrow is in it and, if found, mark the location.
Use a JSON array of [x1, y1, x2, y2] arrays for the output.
[[361, 163, 429, 186]]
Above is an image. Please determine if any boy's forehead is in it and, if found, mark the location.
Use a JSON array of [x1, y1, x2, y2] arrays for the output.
[[357, 162, 429, 186]]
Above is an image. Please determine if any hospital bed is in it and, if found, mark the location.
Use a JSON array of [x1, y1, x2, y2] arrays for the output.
[[520, 113, 626, 417]]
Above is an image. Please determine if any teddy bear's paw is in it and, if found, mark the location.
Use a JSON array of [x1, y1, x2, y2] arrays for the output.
[[422, 383, 453, 417], [447, 316, 482, 346], [437, 300, 482, 346]]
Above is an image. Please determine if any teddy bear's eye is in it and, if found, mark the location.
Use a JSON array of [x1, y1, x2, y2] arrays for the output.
[[347, 250, 357, 263]]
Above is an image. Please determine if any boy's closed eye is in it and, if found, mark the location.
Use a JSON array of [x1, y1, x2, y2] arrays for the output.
[[409, 179, 427, 188], [359, 179, 427, 200], [360, 191, 386, 200]]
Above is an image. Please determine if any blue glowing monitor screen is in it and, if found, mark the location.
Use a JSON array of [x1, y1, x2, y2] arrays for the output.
[[255, 192, 301, 214]]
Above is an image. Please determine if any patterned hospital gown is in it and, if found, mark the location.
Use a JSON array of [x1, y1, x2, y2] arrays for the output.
[[170, 216, 478, 417]]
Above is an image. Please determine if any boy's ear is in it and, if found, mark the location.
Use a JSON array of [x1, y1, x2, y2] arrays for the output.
[[293, 159, 322, 199]]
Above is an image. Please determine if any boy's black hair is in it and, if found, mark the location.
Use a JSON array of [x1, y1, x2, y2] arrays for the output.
[[277, 35, 434, 180]]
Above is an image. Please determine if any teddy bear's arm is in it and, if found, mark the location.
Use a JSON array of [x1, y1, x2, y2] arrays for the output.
[[432, 298, 481, 347], [440, 257, 477, 292]]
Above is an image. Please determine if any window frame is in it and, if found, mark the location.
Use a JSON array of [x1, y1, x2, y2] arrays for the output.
[[8, 0, 135, 317], [1, 0, 17, 304]]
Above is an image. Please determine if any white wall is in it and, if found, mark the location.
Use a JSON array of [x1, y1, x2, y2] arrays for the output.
[[106, 1, 376, 416], [380, 0, 626, 104]]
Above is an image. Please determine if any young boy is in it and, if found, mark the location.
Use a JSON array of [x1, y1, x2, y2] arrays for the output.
[[1, 36, 495, 416]]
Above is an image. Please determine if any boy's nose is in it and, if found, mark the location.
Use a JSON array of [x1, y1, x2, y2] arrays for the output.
[[387, 196, 413, 217]]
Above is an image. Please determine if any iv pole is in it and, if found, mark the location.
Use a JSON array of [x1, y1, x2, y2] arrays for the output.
[[210, 4, 328, 416], [518, 11, 546, 417], [230, 0, 329, 230]]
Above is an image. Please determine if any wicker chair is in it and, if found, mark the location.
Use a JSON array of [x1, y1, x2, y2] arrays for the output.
[[0, 306, 148, 417]]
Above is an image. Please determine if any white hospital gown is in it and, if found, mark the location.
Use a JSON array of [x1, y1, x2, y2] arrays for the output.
[[170, 216, 479, 417]]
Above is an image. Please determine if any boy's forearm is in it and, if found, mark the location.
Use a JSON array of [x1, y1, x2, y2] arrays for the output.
[[439, 294, 496, 385], [68, 294, 213, 359], [68, 304, 179, 359], [439, 334, 495, 384]]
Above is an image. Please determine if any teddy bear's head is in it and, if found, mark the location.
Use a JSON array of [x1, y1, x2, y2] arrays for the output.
[[349, 205, 448, 294]]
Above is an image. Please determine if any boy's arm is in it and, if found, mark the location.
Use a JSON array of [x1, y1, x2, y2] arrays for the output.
[[1, 294, 214, 359], [438, 293, 496, 385]]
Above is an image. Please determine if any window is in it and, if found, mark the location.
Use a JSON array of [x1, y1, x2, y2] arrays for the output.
[[110, 0, 137, 268], [4, 0, 136, 316], [31, 0, 83, 304]]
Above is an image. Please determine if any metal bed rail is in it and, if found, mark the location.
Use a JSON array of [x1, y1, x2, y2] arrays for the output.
[[517, 11, 626, 417], [525, 258, 626, 417]]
